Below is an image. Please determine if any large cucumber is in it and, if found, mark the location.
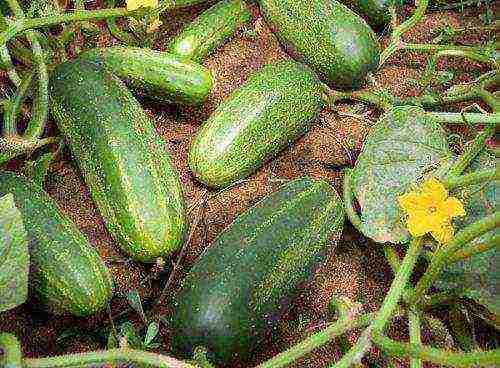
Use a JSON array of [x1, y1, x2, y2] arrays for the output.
[[188, 60, 324, 188], [50, 59, 187, 263], [0, 172, 113, 317], [259, 0, 380, 89], [170, 177, 344, 365], [78, 46, 214, 105], [168, 0, 252, 62]]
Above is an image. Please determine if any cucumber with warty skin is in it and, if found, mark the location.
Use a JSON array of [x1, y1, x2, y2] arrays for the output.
[[50, 59, 187, 263], [170, 177, 345, 366], [258, 0, 380, 89], [188, 60, 325, 188], [338, 0, 392, 29], [168, 0, 252, 62], [0, 172, 113, 317], [78, 47, 214, 105]]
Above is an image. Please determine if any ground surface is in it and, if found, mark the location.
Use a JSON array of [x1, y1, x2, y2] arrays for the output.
[[0, 1, 496, 367]]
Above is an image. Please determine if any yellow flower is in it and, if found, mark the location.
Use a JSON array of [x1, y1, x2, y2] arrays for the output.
[[126, 0, 158, 11], [398, 177, 465, 244]]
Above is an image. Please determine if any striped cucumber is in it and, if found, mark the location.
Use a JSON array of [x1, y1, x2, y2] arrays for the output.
[[168, 0, 252, 62], [188, 60, 324, 188], [50, 59, 187, 262], [78, 46, 214, 105], [0, 171, 113, 317], [259, 0, 380, 89], [170, 177, 345, 365]]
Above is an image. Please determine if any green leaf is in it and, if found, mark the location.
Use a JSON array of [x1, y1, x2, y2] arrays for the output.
[[119, 321, 143, 349], [125, 290, 147, 323], [351, 106, 451, 243], [436, 150, 499, 316], [144, 321, 159, 346], [0, 193, 29, 312]]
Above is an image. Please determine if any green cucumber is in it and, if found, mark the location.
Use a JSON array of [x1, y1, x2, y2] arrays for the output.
[[338, 0, 392, 29], [78, 46, 214, 105], [0, 172, 113, 317], [50, 59, 187, 263], [168, 0, 252, 62], [170, 177, 345, 365], [188, 60, 324, 188], [259, 0, 380, 89]]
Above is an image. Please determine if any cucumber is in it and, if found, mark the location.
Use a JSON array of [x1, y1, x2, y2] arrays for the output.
[[188, 60, 324, 188], [50, 59, 187, 263], [338, 0, 391, 29], [259, 0, 380, 89], [170, 177, 345, 365], [78, 46, 214, 105], [0, 172, 113, 317], [168, 0, 252, 62]]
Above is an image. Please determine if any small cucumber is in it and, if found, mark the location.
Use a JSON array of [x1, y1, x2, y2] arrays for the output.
[[170, 177, 345, 365], [50, 59, 187, 262], [339, 0, 392, 29], [0, 172, 113, 317], [78, 46, 214, 105], [259, 0, 380, 89], [169, 0, 252, 62], [188, 60, 324, 188]]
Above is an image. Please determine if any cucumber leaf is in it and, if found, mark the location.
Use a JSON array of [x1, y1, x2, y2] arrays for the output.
[[436, 151, 499, 317], [0, 193, 29, 312], [351, 106, 451, 244]]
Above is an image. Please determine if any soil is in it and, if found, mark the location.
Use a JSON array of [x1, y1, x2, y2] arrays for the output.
[[0, 1, 496, 367]]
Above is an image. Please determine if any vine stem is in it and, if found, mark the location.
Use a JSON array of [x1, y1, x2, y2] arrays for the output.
[[6, 0, 48, 141], [446, 125, 496, 179], [373, 334, 500, 367], [256, 300, 373, 368], [380, 0, 430, 66], [444, 168, 498, 190], [330, 237, 423, 368], [0, 333, 196, 368], [342, 168, 365, 233], [450, 233, 499, 263], [410, 211, 500, 307], [427, 112, 499, 125], [409, 309, 422, 368]]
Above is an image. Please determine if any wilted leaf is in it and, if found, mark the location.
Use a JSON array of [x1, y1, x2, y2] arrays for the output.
[[352, 106, 451, 243], [436, 150, 499, 316], [0, 193, 29, 312]]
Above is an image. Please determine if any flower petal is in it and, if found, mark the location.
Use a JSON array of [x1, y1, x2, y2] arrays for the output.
[[431, 222, 454, 244], [406, 215, 431, 237], [444, 196, 466, 218], [421, 177, 448, 202], [398, 191, 426, 213]]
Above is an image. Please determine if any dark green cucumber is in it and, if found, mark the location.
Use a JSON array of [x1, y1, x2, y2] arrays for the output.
[[50, 59, 187, 263], [78, 47, 213, 105], [259, 0, 380, 89], [170, 177, 345, 365], [188, 60, 324, 188], [338, 0, 391, 29], [168, 0, 252, 62], [0, 172, 113, 317]]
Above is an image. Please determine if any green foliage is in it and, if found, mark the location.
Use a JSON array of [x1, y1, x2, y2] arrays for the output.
[[0, 193, 29, 312], [351, 106, 451, 244], [436, 151, 499, 316]]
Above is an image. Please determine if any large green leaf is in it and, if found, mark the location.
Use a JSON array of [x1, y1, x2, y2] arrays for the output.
[[436, 151, 499, 316], [351, 105, 451, 243], [0, 193, 29, 312]]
